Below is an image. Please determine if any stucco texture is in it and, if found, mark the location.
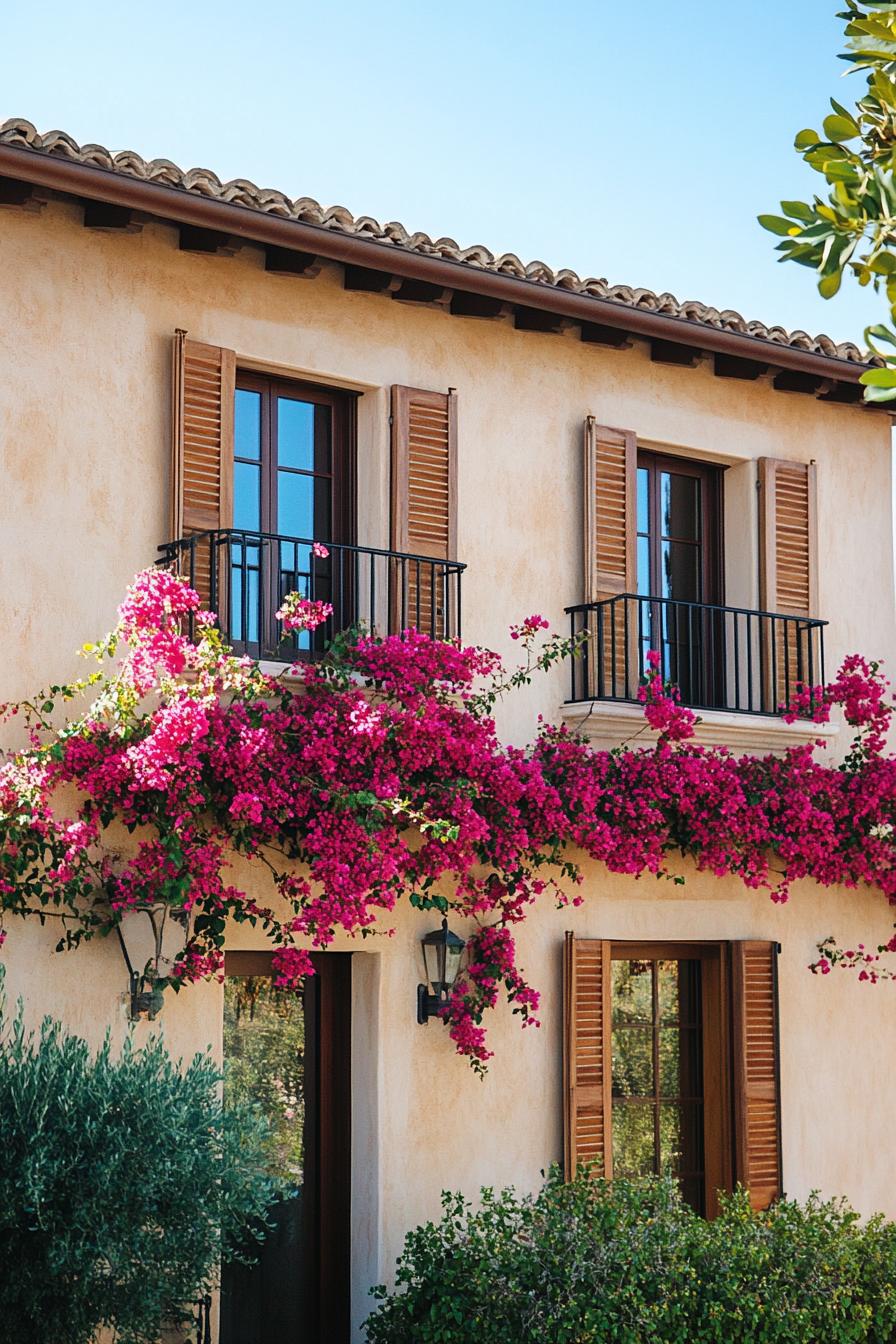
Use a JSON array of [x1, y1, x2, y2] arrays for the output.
[[1, 197, 896, 1337]]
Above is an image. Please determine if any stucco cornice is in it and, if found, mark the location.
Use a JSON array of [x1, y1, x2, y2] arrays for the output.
[[0, 117, 878, 386]]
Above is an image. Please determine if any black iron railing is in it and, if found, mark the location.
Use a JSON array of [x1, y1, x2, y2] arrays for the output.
[[159, 529, 465, 661], [566, 594, 827, 716]]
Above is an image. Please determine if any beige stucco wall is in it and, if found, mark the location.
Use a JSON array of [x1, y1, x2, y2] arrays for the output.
[[2, 197, 896, 1338]]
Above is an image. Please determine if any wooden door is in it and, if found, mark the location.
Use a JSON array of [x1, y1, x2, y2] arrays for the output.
[[220, 952, 351, 1344]]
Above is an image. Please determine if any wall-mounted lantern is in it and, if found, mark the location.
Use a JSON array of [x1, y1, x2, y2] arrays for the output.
[[417, 918, 465, 1024], [114, 903, 189, 1021]]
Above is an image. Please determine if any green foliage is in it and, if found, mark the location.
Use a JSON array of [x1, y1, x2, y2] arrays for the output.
[[0, 980, 282, 1344], [365, 1170, 896, 1344], [223, 976, 305, 1184], [760, 2, 896, 399]]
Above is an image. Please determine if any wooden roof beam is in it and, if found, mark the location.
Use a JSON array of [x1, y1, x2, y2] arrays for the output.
[[651, 339, 702, 366], [264, 245, 320, 277], [0, 175, 44, 210], [178, 225, 239, 255], [772, 369, 825, 395], [343, 264, 396, 293], [391, 277, 450, 305], [580, 322, 632, 349], [449, 291, 507, 319], [713, 353, 768, 380], [83, 201, 142, 232], [514, 305, 566, 334]]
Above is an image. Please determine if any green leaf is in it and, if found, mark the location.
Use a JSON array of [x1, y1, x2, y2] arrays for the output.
[[859, 367, 896, 386], [758, 214, 797, 237], [818, 272, 843, 298], [866, 322, 896, 345], [780, 200, 815, 222], [823, 113, 861, 141], [861, 381, 896, 402], [794, 128, 820, 150]]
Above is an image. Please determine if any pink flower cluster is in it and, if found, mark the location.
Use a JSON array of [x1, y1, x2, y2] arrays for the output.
[[3, 567, 896, 1067], [510, 615, 551, 642], [275, 594, 334, 635], [636, 651, 698, 743]]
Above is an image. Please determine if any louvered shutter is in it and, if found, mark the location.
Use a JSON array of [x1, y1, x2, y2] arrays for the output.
[[390, 385, 457, 637], [563, 933, 612, 1179], [170, 334, 235, 615], [582, 418, 637, 697], [731, 941, 783, 1210], [758, 459, 818, 711]]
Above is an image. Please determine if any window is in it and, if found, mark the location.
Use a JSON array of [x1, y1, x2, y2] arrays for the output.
[[611, 954, 706, 1213], [636, 452, 723, 705], [231, 373, 355, 654], [564, 937, 782, 1218]]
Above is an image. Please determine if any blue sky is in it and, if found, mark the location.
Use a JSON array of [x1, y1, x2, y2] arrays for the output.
[[1, 1, 882, 344]]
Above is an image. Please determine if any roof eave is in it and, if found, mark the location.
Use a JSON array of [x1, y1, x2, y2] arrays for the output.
[[0, 141, 873, 386]]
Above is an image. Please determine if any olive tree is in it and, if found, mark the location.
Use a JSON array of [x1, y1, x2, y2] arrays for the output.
[[0, 984, 280, 1344], [760, 1, 896, 400]]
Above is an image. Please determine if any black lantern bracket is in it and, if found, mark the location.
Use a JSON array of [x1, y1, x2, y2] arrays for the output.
[[417, 917, 465, 1025]]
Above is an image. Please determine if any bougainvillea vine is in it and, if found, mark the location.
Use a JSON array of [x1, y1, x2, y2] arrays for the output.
[[0, 569, 895, 1071]]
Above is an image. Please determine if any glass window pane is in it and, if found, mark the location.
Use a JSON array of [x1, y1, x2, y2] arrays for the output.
[[637, 467, 650, 534], [657, 960, 680, 1022], [612, 1025, 653, 1097], [661, 540, 701, 602], [277, 398, 316, 471], [659, 1102, 703, 1180], [637, 536, 651, 596], [612, 1102, 656, 1177], [234, 389, 262, 462], [661, 472, 701, 542], [658, 1028, 682, 1097], [234, 461, 261, 531], [278, 471, 315, 539], [612, 960, 653, 1025], [662, 959, 701, 1026]]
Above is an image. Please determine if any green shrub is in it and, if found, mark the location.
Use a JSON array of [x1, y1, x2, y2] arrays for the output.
[[0, 989, 281, 1344], [365, 1170, 896, 1344]]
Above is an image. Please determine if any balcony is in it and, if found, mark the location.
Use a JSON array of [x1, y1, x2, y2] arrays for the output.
[[566, 594, 827, 717], [159, 528, 465, 661]]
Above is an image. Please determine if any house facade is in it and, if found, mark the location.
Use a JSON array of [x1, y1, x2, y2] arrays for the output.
[[2, 116, 896, 1342]]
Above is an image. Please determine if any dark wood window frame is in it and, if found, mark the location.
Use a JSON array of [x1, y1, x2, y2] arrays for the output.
[[232, 372, 358, 656], [636, 450, 724, 607], [223, 949, 352, 1344], [608, 941, 732, 1219], [234, 370, 358, 548]]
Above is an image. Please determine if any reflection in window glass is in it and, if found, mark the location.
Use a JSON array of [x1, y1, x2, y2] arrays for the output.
[[610, 957, 705, 1212], [235, 389, 262, 462], [278, 471, 315, 539], [277, 399, 316, 472], [224, 976, 305, 1187], [234, 461, 261, 532], [661, 472, 701, 541]]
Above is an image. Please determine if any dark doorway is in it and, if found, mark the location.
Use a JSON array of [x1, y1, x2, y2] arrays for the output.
[[220, 952, 351, 1344]]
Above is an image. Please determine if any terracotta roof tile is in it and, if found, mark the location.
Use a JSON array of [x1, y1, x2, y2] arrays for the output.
[[0, 117, 868, 365]]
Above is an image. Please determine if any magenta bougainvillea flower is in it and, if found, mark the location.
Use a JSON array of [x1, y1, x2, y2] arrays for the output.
[[1, 567, 895, 1069]]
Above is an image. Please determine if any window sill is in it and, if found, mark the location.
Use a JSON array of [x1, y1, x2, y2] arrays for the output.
[[559, 699, 840, 757]]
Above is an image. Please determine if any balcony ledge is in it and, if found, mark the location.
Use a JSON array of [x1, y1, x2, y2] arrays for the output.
[[559, 699, 840, 758]]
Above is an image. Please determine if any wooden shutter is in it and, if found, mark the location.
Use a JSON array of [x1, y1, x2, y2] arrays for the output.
[[758, 459, 818, 710], [390, 385, 457, 636], [582, 418, 637, 697], [563, 933, 612, 1179], [731, 940, 783, 1210], [170, 334, 235, 614]]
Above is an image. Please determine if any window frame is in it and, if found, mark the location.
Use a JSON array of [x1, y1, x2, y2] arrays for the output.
[[636, 451, 724, 608], [608, 940, 732, 1218], [234, 370, 357, 548]]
